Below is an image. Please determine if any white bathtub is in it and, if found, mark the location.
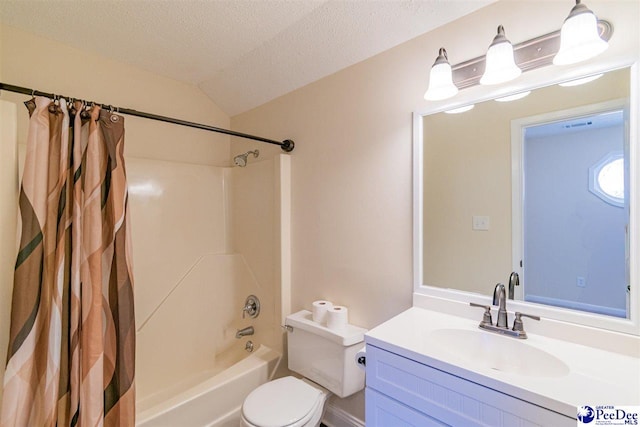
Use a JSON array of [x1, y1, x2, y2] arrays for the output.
[[136, 345, 282, 427]]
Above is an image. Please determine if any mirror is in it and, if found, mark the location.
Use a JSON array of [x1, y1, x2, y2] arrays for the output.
[[415, 65, 639, 334]]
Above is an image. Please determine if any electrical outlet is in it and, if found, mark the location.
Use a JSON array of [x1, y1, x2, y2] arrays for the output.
[[472, 216, 490, 231], [577, 276, 586, 288]]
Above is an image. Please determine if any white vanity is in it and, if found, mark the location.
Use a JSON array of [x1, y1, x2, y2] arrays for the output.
[[364, 304, 640, 427]]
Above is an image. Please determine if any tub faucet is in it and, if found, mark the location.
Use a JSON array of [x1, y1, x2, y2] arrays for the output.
[[236, 326, 254, 339], [493, 283, 508, 328]]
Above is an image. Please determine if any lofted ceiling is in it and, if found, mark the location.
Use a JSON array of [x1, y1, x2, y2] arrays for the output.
[[0, 0, 494, 116]]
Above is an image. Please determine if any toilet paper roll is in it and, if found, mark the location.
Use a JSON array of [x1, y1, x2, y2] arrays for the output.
[[311, 300, 333, 324], [326, 305, 348, 331], [355, 346, 366, 370]]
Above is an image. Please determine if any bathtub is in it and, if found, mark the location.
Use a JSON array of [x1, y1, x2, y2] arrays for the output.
[[137, 345, 282, 427]]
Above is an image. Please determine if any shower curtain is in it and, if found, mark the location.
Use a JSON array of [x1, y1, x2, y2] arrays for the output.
[[1, 97, 136, 426]]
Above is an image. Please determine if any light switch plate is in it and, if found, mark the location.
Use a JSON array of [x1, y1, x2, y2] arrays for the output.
[[472, 216, 490, 231]]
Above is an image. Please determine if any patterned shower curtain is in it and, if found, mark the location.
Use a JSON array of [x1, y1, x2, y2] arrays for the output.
[[1, 96, 136, 426]]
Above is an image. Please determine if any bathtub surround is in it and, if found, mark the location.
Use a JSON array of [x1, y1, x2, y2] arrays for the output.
[[1, 98, 135, 425], [130, 153, 289, 410]]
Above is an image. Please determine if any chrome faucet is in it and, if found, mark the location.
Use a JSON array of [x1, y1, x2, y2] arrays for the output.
[[469, 282, 540, 339], [493, 283, 508, 328], [235, 326, 254, 339], [508, 272, 519, 300]]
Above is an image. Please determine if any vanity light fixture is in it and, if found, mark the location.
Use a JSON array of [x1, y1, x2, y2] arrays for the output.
[[444, 104, 475, 114], [422, 2, 612, 102], [558, 73, 604, 87], [480, 26, 522, 86], [424, 48, 458, 101], [553, 0, 609, 66], [495, 91, 531, 102]]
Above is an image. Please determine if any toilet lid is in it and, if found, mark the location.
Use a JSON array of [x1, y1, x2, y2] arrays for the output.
[[242, 376, 323, 427]]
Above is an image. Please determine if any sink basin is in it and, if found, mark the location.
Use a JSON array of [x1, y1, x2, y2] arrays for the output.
[[429, 329, 570, 378]]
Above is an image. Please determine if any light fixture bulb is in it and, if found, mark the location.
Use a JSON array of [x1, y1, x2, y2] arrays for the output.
[[480, 25, 522, 85], [424, 48, 459, 101], [553, 0, 608, 65]]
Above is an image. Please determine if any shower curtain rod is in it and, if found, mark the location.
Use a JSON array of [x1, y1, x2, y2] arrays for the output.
[[0, 82, 295, 152]]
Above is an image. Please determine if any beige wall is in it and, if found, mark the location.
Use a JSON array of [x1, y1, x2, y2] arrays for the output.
[[423, 69, 630, 295], [0, 100, 17, 408], [231, 0, 639, 421], [0, 20, 17, 408]]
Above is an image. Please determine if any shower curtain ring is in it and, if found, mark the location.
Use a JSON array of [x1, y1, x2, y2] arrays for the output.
[[48, 95, 58, 113], [68, 98, 77, 116], [109, 105, 120, 123]]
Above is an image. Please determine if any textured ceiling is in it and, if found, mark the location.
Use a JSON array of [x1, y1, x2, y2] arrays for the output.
[[0, 0, 494, 116]]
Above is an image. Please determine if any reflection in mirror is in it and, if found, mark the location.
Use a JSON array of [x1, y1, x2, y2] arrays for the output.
[[421, 67, 630, 319], [517, 107, 627, 318]]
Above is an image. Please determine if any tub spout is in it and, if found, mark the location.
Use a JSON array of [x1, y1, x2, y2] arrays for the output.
[[236, 326, 254, 339]]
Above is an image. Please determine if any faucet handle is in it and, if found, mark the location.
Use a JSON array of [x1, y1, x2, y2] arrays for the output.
[[242, 295, 260, 319], [470, 302, 493, 326], [512, 312, 540, 332]]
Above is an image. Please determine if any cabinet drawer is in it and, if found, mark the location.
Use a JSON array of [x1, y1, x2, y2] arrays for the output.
[[366, 345, 574, 427], [366, 387, 447, 427]]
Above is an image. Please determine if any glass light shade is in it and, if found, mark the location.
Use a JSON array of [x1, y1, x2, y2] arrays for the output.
[[558, 73, 603, 87], [424, 48, 458, 101], [480, 26, 522, 86], [444, 104, 475, 114], [553, 1, 608, 65], [495, 91, 531, 102]]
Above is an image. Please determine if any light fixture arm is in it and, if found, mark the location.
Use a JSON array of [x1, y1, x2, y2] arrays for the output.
[[565, 0, 592, 20], [434, 48, 450, 66], [450, 20, 612, 90], [489, 25, 509, 48]]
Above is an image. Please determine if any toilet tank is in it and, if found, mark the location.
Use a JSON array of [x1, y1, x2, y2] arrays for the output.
[[285, 310, 367, 398]]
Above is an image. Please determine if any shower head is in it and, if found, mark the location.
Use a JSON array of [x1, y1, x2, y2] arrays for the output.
[[233, 150, 259, 167]]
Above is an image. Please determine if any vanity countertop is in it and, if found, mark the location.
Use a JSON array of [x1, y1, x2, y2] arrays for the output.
[[365, 306, 640, 418]]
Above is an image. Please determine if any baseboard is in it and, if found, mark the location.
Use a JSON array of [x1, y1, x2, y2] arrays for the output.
[[322, 402, 365, 427]]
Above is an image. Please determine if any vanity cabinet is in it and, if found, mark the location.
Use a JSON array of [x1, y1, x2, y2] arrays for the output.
[[365, 344, 574, 427]]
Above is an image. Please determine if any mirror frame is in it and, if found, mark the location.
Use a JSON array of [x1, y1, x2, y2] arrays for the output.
[[413, 61, 640, 336]]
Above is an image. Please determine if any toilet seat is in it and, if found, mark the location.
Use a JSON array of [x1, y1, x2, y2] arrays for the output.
[[241, 376, 327, 427]]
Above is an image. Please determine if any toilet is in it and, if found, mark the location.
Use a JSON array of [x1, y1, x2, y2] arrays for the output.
[[240, 309, 367, 427]]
